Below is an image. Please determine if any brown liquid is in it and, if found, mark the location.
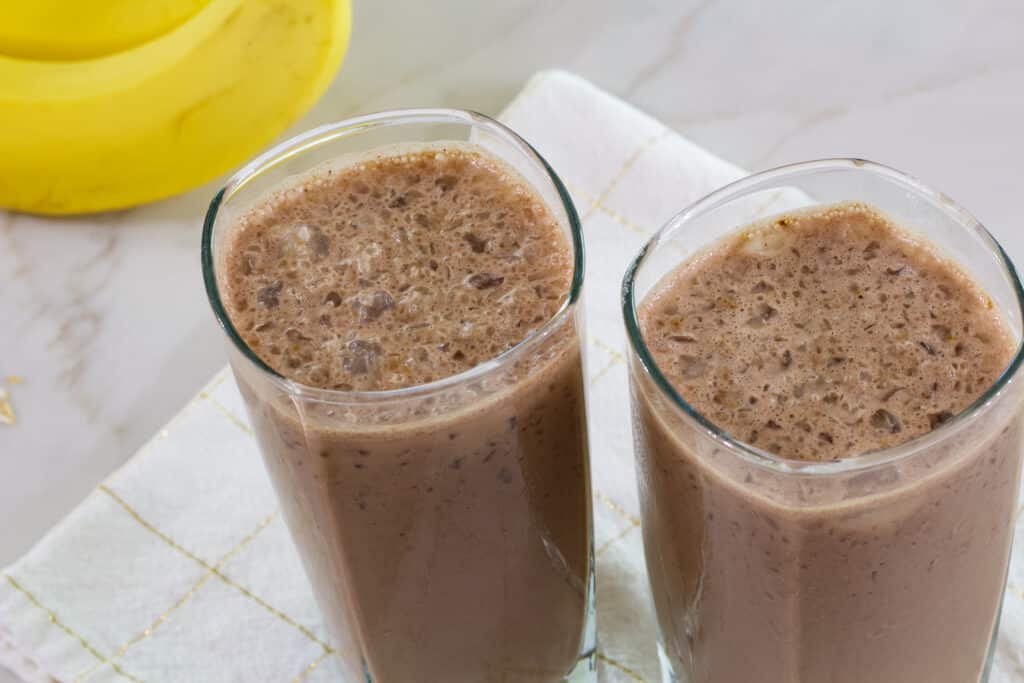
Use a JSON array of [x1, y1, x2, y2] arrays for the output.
[[221, 144, 591, 682], [635, 202, 1022, 682]]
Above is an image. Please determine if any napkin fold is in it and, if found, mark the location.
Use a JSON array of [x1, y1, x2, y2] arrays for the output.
[[3, 70, 1023, 683]]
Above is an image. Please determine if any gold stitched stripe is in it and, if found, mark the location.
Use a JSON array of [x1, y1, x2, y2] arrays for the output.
[[596, 524, 638, 557], [593, 490, 641, 527], [200, 392, 254, 436], [582, 129, 670, 222], [501, 76, 659, 235], [3, 574, 143, 683], [588, 335, 627, 385], [567, 182, 651, 236], [73, 511, 281, 680], [597, 651, 649, 683], [205, 370, 231, 394], [98, 486, 211, 568], [590, 336, 626, 365], [216, 563, 333, 653], [598, 202, 651, 236], [588, 357, 620, 386], [566, 182, 597, 204], [291, 650, 333, 683], [98, 485, 332, 653]]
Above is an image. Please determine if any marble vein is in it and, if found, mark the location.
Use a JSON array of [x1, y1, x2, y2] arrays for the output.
[[621, 0, 719, 99]]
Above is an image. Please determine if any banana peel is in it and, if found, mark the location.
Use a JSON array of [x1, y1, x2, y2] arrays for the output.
[[0, 0, 210, 60], [0, 0, 351, 215]]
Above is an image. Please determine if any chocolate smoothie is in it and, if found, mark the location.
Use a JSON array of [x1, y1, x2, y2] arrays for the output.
[[219, 144, 591, 682], [633, 202, 1022, 682]]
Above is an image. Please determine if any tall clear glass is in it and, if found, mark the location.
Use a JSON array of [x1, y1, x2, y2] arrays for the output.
[[622, 159, 1024, 683], [203, 109, 595, 682]]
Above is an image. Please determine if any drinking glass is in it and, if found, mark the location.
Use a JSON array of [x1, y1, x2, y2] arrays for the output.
[[203, 109, 596, 682], [622, 159, 1024, 683]]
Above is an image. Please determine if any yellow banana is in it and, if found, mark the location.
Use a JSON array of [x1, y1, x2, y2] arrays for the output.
[[0, 0, 351, 214], [0, 0, 210, 60]]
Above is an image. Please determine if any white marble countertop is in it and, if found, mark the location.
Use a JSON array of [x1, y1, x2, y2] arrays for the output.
[[3, 0, 1023, 591]]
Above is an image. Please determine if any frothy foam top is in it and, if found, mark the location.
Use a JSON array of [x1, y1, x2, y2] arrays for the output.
[[222, 144, 572, 391], [640, 202, 1015, 461]]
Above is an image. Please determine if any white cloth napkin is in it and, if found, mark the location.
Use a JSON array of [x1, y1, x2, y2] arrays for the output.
[[3, 70, 1023, 683]]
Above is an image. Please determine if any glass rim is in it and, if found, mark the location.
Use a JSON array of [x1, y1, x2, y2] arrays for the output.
[[622, 157, 1024, 475], [202, 108, 584, 404]]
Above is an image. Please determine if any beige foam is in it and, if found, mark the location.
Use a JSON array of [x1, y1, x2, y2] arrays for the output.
[[640, 201, 1014, 461], [222, 144, 572, 391]]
